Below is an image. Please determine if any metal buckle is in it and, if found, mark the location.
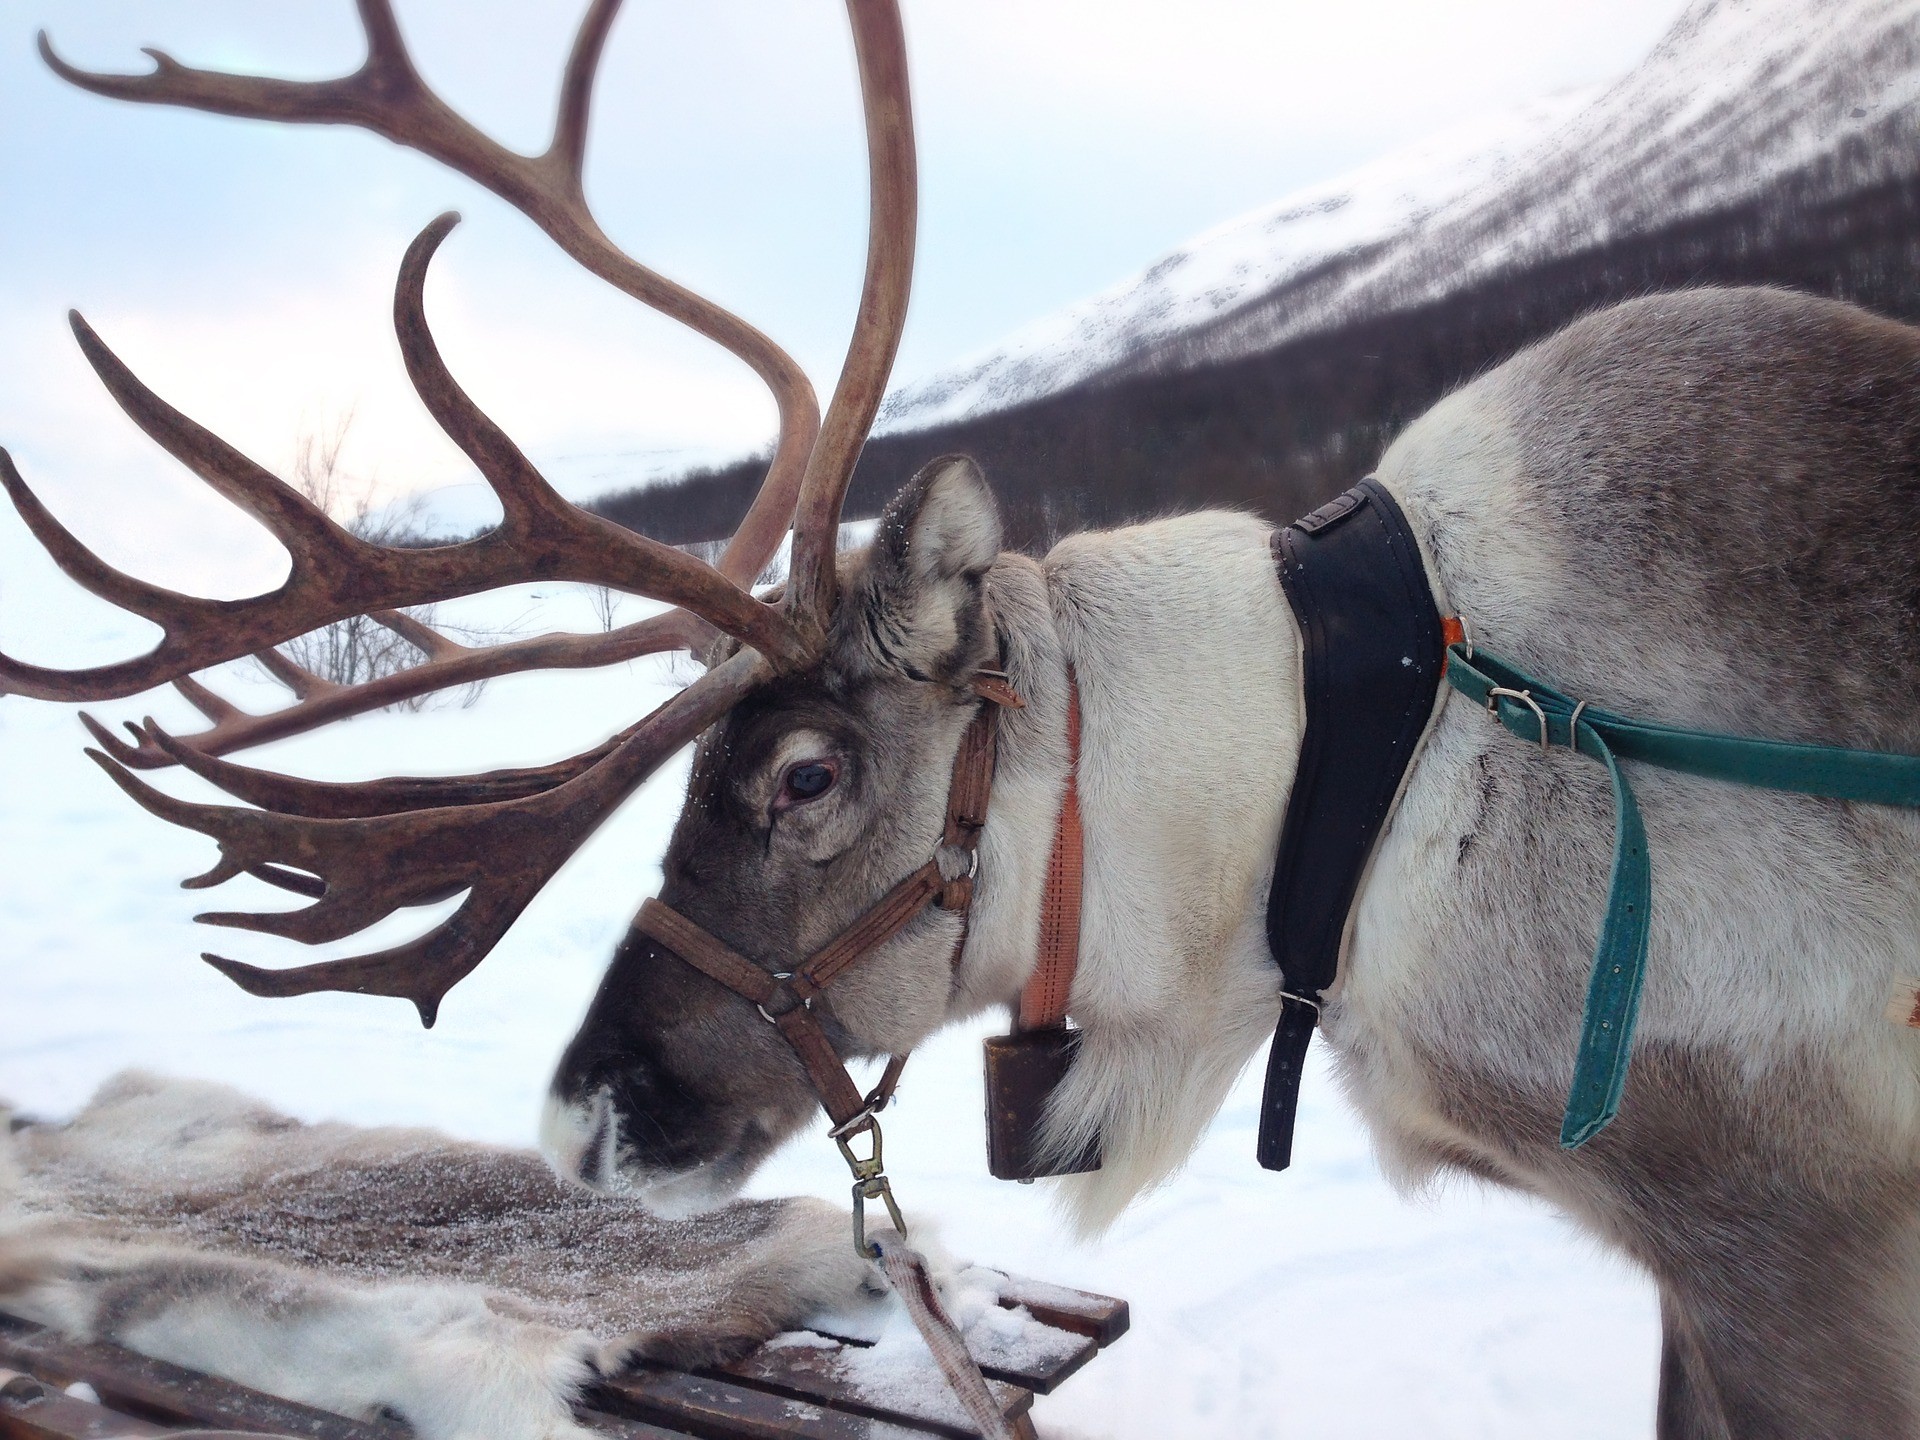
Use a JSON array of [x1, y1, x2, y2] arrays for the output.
[[756, 972, 810, 1026], [1487, 686, 1551, 754]]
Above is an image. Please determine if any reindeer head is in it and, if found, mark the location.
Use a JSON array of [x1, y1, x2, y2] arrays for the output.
[[544, 455, 1010, 1210], [5, 2, 1026, 1213]]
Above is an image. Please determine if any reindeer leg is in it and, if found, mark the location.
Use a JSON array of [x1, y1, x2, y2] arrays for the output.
[[1562, 1052, 1920, 1440], [1655, 1287, 1730, 1440], [1654, 1205, 1920, 1440]]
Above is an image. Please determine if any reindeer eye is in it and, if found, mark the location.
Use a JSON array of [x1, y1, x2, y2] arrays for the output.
[[778, 760, 838, 807]]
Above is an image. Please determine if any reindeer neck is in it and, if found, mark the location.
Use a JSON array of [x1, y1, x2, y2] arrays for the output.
[[953, 512, 1305, 1056]]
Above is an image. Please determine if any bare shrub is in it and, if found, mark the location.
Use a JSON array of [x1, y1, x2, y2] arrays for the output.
[[587, 584, 620, 633], [265, 416, 494, 708]]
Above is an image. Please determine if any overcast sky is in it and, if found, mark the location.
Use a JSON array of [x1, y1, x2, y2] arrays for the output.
[[0, 0, 1686, 601]]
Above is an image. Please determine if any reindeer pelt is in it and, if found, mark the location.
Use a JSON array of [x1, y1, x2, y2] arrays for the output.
[[0, 1071, 885, 1440]]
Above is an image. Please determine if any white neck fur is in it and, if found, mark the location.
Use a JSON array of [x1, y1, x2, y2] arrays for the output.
[[955, 511, 1305, 1233]]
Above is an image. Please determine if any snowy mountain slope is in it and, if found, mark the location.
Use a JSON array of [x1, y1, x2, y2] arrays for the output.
[[877, 89, 1595, 432], [881, 0, 1920, 431]]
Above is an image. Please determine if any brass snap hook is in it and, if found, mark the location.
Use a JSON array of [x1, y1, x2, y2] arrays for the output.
[[834, 1113, 884, 1180], [852, 1172, 908, 1257]]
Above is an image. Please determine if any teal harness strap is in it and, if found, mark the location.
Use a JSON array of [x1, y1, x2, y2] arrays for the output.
[[1444, 644, 1920, 1148]]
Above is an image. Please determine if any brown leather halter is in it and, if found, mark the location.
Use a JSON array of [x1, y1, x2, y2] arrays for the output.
[[631, 670, 1023, 1253]]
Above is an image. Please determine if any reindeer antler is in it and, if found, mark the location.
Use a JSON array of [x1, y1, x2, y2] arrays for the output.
[[3, 218, 809, 713], [90, 649, 770, 1026], [16, 0, 920, 1018]]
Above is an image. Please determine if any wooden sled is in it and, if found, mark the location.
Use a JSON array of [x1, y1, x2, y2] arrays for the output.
[[0, 1274, 1126, 1440]]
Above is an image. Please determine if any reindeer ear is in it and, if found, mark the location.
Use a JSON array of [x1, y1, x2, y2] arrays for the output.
[[843, 455, 1002, 683]]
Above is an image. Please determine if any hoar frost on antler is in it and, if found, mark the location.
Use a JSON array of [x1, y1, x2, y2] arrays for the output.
[[7, 0, 917, 1024]]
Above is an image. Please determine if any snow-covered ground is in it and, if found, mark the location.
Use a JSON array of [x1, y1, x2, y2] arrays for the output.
[[0, 515, 1662, 1437]]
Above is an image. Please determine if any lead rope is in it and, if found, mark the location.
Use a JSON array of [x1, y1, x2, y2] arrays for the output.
[[870, 1229, 1018, 1440], [640, 676, 1024, 1434], [835, 686, 1017, 1438]]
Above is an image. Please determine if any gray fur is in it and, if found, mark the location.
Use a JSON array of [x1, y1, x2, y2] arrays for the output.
[[549, 287, 1920, 1436], [4, 1071, 884, 1440]]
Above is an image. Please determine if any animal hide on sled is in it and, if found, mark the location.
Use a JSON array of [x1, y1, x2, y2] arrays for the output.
[[0, 1071, 890, 1440]]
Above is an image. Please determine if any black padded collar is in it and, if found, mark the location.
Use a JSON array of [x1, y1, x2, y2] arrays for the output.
[[1259, 477, 1444, 1170]]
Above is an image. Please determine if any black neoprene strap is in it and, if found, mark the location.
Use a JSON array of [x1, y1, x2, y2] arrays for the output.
[[1259, 477, 1444, 1170]]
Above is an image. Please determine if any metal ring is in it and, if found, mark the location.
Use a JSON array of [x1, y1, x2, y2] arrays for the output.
[[829, 1105, 880, 1141], [756, 974, 810, 1026], [1567, 700, 1588, 750], [933, 843, 979, 881]]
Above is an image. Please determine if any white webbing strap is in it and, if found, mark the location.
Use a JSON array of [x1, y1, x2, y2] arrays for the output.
[[868, 1229, 1015, 1440]]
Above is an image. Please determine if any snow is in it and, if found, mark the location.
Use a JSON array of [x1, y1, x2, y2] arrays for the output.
[[0, 510, 1661, 1436], [878, 89, 1596, 433], [881, 0, 1920, 432], [389, 441, 764, 541]]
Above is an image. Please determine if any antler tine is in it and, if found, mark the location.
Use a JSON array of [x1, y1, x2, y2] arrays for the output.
[[90, 647, 767, 1026], [94, 608, 706, 770], [40, 1, 819, 603], [70, 313, 357, 551], [174, 674, 242, 723], [1, 218, 812, 707], [255, 648, 339, 702], [552, 0, 622, 191], [0, 446, 214, 636], [370, 610, 463, 663], [138, 717, 626, 820], [785, 0, 918, 638], [392, 212, 554, 539]]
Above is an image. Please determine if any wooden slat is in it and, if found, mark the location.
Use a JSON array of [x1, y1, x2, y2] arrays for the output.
[[590, 1367, 937, 1440], [806, 1320, 1096, 1398], [0, 1370, 171, 1439], [575, 1407, 710, 1439], [0, 1312, 402, 1439], [710, 1341, 1032, 1439], [962, 1322, 1099, 1396], [0, 1272, 1128, 1440], [991, 1275, 1131, 1347]]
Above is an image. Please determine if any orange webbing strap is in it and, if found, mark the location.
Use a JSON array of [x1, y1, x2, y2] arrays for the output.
[[1019, 669, 1082, 1031]]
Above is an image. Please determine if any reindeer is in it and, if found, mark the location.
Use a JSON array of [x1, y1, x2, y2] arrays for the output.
[[9, 5, 1920, 1438]]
